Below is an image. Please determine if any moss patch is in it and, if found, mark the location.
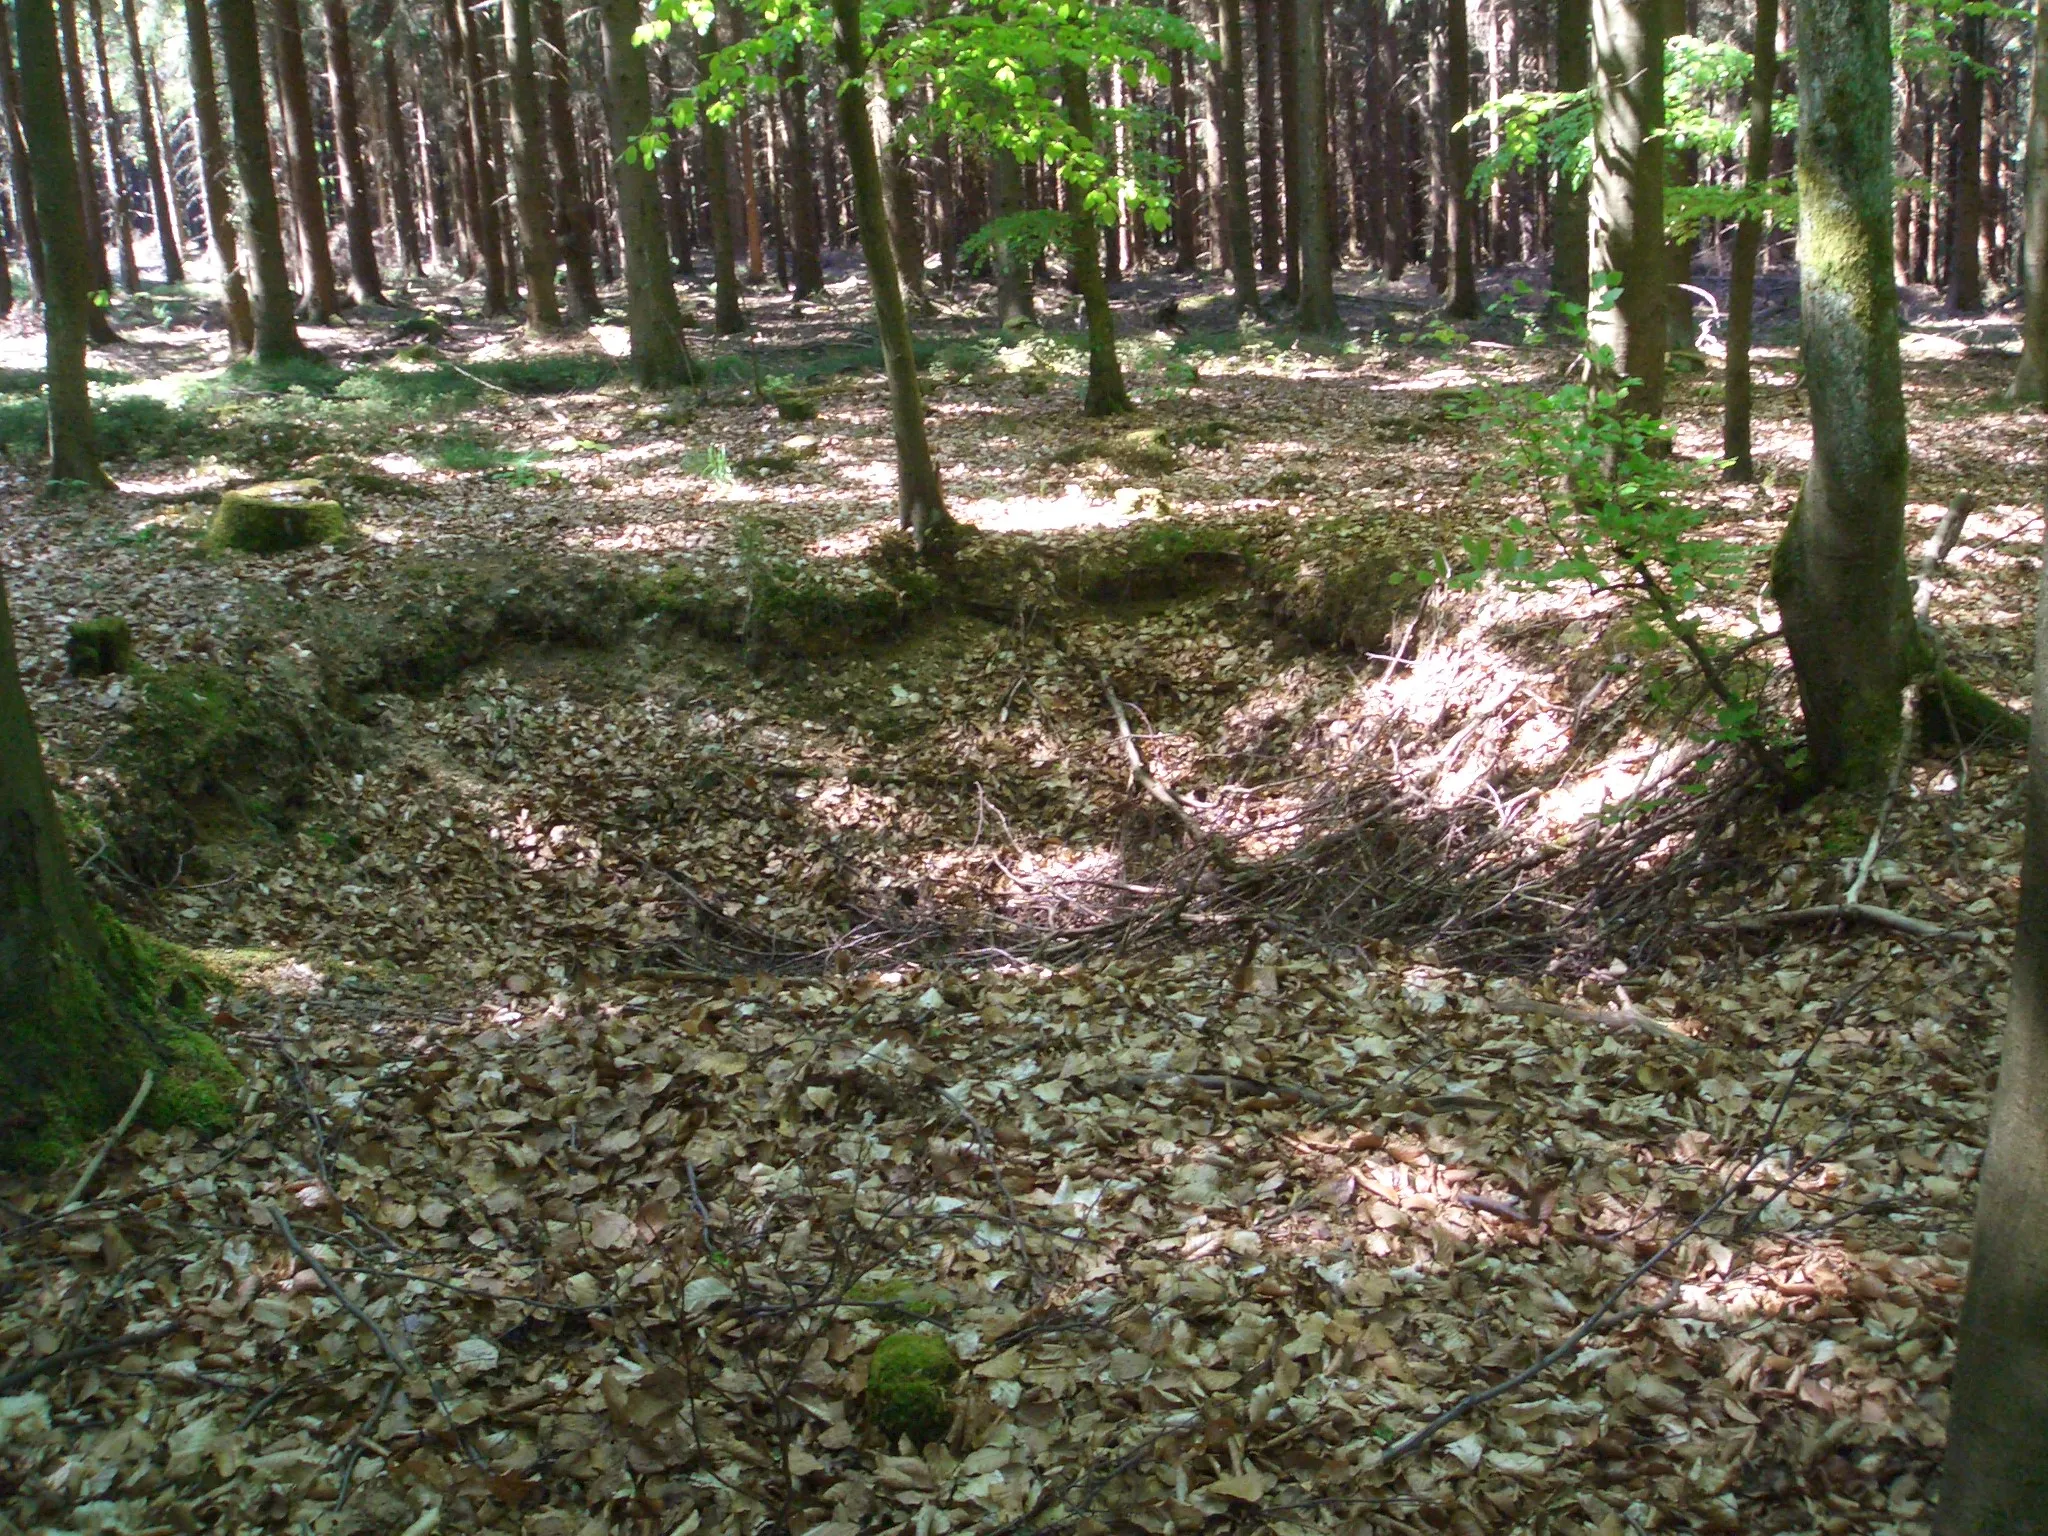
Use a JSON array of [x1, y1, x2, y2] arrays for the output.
[[867, 1331, 959, 1444], [66, 616, 135, 677]]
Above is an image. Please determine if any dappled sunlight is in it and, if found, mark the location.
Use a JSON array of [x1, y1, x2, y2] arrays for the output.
[[955, 483, 1148, 533]]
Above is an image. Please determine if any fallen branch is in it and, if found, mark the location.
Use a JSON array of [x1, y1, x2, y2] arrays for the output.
[[1100, 672, 1233, 868], [0, 1321, 181, 1393], [1700, 902, 1959, 941], [60, 1069, 154, 1211], [1492, 992, 1707, 1052]]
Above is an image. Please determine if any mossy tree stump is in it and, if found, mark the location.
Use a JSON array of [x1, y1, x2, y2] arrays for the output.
[[207, 480, 348, 553], [66, 616, 135, 677]]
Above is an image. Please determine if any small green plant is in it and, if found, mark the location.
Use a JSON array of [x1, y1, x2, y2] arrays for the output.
[[693, 444, 735, 484], [866, 1332, 958, 1444], [1450, 318, 1786, 780]]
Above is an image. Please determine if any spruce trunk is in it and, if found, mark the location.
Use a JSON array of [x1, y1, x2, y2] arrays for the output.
[[1767, 0, 1911, 792], [216, 0, 308, 361], [594, 0, 687, 384], [1442, 0, 1477, 317], [2011, 0, 2048, 400], [989, 147, 1034, 328], [15, 0, 109, 486], [270, 0, 339, 318], [538, 0, 600, 317], [118, 0, 180, 283], [1550, 0, 1590, 310], [503, 0, 562, 331], [182, 0, 254, 355], [1215, 0, 1262, 312], [82, 0, 137, 291], [319, 0, 385, 305], [1292, 0, 1340, 330], [0, 4, 47, 302], [829, 0, 948, 542], [1722, 0, 1777, 480]]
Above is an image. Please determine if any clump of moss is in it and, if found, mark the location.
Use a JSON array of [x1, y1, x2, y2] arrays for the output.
[[66, 616, 135, 677], [1049, 427, 1180, 478], [768, 388, 819, 422], [207, 480, 348, 553], [867, 1332, 959, 1444], [147, 1028, 241, 1136]]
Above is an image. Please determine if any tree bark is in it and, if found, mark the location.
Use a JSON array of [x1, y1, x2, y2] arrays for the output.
[[872, 77, 928, 314], [81, 0, 136, 290], [56, 0, 118, 321], [318, 0, 384, 305], [1938, 535, 2048, 1533], [503, 0, 561, 330], [377, 44, 425, 279], [1275, 0, 1301, 299], [1442, 0, 1477, 316], [691, 21, 745, 332], [183, 0, 255, 356], [739, 104, 765, 282], [1722, 0, 1777, 480], [781, 55, 825, 299], [118, 0, 180, 282], [2013, 0, 2048, 400], [1291, 0, 1340, 329], [988, 146, 1034, 328], [1948, 8, 1986, 312], [447, 0, 509, 314], [1169, 28, 1198, 273], [1252, 0, 1281, 273], [594, 0, 688, 383], [0, 3, 47, 303], [1551, 0, 1590, 310], [1214, 0, 1262, 310], [829, 0, 949, 542], [15, 0, 109, 484], [269, 0, 339, 318], [217, 0, 309, 360], [1767, 0, 1911, 792], [1589, 0, 1666, 415], [1061, 62, 1134, 416], [534, 0, 597, 315]]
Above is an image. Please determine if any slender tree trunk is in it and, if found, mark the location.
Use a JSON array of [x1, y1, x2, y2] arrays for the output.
[[2012, 0, 2048, 400], [447, 0, 509, 313], [1060, 63, 1133, 416], [1378, 3, 1406, 278], [1551, 0, 1590, 309], [1215, 0, 1262, 310], [781, 56, 825, 298], [828, 0, 948, 542], [988, 145, 1034, 327], [1442, 0, 1477, 316], [269, 0, 339, 317], [651, 52, 693, 275], [57, 0, 118, 320], [378, 46, 424, 279], [1722, 0, 1777, 480], [0, 4, 47, 303], [415, 54, 454, 270], [317, 0, 383, 304], [873, 80, 928, 314], [15, 0, 109, 484], [594, 0, 687, 383], [690, 25, 744, 331], [183, 0, 254, 355], [1768, 0, 1911, 792], [1589, 0, 1666, 415], [81, 0, 136, 290], [1949, 9, 1986, 312], [536, 0, 598, 315], [1938, 531, 2048, 1532], [1291, 0, 1339, 329], [1253, 0, 1282, 273], [739, 105, 765, 282], [1169, 30, 1198, 273], [217, 0, 308, 360], [118, 0, 179, 282], [502, 0, 560, 330], [1275, 0, 1301, 299]]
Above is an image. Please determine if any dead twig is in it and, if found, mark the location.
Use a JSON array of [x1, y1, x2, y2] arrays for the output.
[[60, 1070, 154, 1211], [1492, 992, 1708, 1052], [1700, 902, 1960, 941], [1101, 671, 1236, 871], [0, 1322, 181, 1393]]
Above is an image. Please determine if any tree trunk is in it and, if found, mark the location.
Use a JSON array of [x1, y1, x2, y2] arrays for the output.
[[317, 0, 383, 305], [446, 0, 509, 314], [15, 0, 109, 485], [57, 0, 118, 322], [0, 3, 47, 303], [118, 0, 179, 282], [988, 146, 1034, 328], [594, 0, 688, 383], [1767, 0, 1911, 792], [691, 24, 745, 332], [183, 0, 254, 356], [1253, 0, 1281, 273], [269, 0, 339, 318], [739, 105, 766, 282], [828, 0, 948, 542], [2012, 0, 2048, 400], [1722, 0, 1777, 480], [781, 56, 825, 299], [873, 82, 928, 314], [1215, 0, 1262, 310], [1275, 0, 1301, 299], [1291, 0, 1339, 329], [502, 0, 561, 330], [377, 44, 425, 279], [1060, 62, 1134, 416], [1948, 9, 1986, 312], [1378, 3, 1407, 279], [1589, 0, 1666, 415], [1442, 0, 1477, 316], [535, 0, 597, 315], [1938, 533, 2048, 1532], [217, 0, 308, 361], [1551, 0, 1590, 310], [1169, 31, 1198, 273], [81, 0, 137, 290]]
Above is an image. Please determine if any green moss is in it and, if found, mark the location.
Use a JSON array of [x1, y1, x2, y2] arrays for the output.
[[147, 1029, 241, 1136], [867, 1332, 959, 1444], [1049, 427, 1180, 478], [1919, 668, 2029, 748], [66, 616, 136, 677], [207, 481, 349, 553]]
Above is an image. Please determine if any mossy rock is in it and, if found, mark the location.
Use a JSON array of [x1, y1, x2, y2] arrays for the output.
[[736, 438, 821, 479], [207, 480, 348, 553], [867, 1331, 959, 1444], [67, 616, 135, 677]]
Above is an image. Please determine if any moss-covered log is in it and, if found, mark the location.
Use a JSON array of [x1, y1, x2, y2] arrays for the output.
[[1919, 668, 2030, 748]]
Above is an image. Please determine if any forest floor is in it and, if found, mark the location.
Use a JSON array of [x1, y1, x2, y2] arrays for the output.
[[0, 258, 2042, 1536]]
